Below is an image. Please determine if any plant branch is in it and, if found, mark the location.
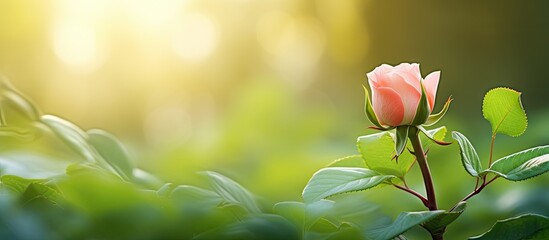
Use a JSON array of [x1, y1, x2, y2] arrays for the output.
[[393, 184, 429, 207], [408, 126, 438, 210], [461, 175, 499, 202], [488, 134, 496, 167]]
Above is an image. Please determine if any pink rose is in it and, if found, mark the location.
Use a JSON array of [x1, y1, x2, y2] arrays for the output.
[[367, 63, 440, 127]]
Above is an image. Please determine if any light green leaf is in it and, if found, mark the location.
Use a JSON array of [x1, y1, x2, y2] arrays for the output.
[[0, 126, 36, 141], [87, 129, 134, 181], [304, 199, 335, 230], [482, 87, 527, 137], [365, 211, 444, 240], [0, 76, 41, 121], [424, 97, 452, 126], [395, 126, 409, 157], [418, 126, 451, 146], [469, 214, 549, 240], [412, 82, 430, 125], [169, 185, 222, 207], [132, 168, 164, 189], [452, 131, 483, 177], [41, 115, 96, 162], [1, 91, 41, 121], [201, 171, 262, 214], [357, 132, 415, 178], [485, 146, 549, 181], [0, 175, 43, 193], [302, 167, 394, 203], [327, 155, 366, 168], [422, 202, 467, 236], [273, 201, 306, 228], [20, 182, 62, 205]]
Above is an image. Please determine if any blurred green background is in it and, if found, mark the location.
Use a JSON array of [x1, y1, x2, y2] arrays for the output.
[[0, 0, 548, 239]]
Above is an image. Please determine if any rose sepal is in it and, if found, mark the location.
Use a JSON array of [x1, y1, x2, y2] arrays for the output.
[[363, 85, 393, 131], [411, 81, 431, 126], [423, 96, 453, 127], [394, 125, 410, 158]]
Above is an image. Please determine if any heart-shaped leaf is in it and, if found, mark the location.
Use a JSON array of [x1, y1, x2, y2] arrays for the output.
[[357, 132, 414, 178], [302, 167, 394, 203], [485, 145, 549, 181], [452, 131, 483, 177], [482, 88, 527, 137]]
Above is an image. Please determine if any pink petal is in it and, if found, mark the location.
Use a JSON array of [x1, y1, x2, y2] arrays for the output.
[[372, 86, 405, 126], [423, 71, 440, 111], [394, 63, 422, 92], [378, 73, 421, 125]]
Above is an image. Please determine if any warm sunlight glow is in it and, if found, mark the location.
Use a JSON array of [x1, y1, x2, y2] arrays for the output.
[[52, 22, 103, 71], [172, 13, 218, 63]]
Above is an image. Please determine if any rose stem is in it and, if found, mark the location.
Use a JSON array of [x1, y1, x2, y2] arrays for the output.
[[408, 126, 438, 211]]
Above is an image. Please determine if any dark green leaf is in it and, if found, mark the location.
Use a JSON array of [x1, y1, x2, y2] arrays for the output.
[[395, 126, 409, 157], [452, 131, 483, 177], [422, 202, 467, 236], [302, 167, 394, 203], [469, 214, 549, 240], [365, 211, 444, 240], [486, 146, 549, 181]]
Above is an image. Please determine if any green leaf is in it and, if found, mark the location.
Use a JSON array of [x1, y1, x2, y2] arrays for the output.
[[0, 175, 61, 205], [422, 202, 467, 236], [452, 131, 483, 177], [327, 155, 366, 168], [201, 171, 262, 214], [424, 97, 452, 126], [418, 126, 451, 146], [469, 214, 549, 240], [302, 167, 394, 203], [395, 126, 409, 157], [0, 175, 42, 193], [482, 87, 527, 137], [304, 199, 336, 230], [87, 129, 134, 181], [365, 211, 444, 240], [20, 182, 62, 205], [0, 126, 36, 141], [273, 201, 306, 228], [170, 185, 222, 207], [485, 145, 549, 181], [357, 132, 415, 178], [363, 85, 382, 128], [132, 168, 164, 189], [412, 82, 430, 126], [41, 115, 96, 162], [0, 76, 41, 121]]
